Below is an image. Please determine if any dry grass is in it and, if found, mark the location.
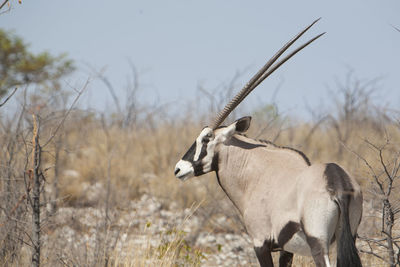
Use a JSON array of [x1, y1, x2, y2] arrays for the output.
[[108, 205, 205, 267]]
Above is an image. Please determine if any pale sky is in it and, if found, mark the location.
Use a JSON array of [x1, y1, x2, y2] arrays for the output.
[[2, 0, 400, 119]]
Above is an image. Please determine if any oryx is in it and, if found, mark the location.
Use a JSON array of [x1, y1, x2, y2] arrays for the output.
[[174, 19, 363, 267]]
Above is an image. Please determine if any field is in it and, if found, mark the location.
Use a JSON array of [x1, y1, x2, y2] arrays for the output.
[[1, 76, 400, 266]]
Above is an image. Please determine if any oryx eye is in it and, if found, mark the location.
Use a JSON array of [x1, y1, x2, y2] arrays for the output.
[[202, 132, 212, 143]]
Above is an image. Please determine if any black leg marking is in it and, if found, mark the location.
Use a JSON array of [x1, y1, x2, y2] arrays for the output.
[[254, 243, 274, 267], [279, 251, 293, 267], [277, 221, 300, 248]]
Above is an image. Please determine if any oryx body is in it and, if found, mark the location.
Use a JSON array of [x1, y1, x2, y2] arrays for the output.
[[174, 20, 363, 267], [175, 119, 363, 267]]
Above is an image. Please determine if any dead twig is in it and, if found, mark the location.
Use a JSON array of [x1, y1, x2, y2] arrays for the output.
[[42, 79, 89, 147], [0, 88, 17, 108], [0, 0, 10, 10]]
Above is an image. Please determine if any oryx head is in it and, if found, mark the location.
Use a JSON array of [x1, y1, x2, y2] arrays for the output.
[[174, 116, 252, 180], [174, 18, 324, 181]]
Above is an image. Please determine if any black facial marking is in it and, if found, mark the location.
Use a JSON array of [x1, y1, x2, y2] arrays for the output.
[[197, 140, 208, 159], [182, 142, 196, 161], [193, 142, 209, 176], [181, 137, 213, 176], [193, 162, 205, 176], [181, 141, 205, 176], [277, 221, 301, 248]]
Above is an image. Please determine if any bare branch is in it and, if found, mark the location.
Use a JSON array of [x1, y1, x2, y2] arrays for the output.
[[360, 249, 387, 262], [341, 141, 385, 193], [392, 25, 400, 33], [0, 0, 10, 10], [0, 87, 17, 108], [86, 64, 122, 114], [378, 146, 390, 176], [42, 79, 89, 147]]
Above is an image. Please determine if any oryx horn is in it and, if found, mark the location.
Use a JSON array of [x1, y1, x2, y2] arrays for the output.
[[210, 18, 325, 130]]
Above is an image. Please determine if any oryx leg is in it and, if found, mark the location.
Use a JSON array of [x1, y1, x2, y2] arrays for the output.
[[304, 235, 330, 267], [302, 195, 338, 267], [254, 242, 274, 267], [279, 251, 293, 267]]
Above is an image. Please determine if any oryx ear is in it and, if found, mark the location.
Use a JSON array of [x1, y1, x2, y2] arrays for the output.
[[219, 116, 252, 142], [235, 116, 251, 133]]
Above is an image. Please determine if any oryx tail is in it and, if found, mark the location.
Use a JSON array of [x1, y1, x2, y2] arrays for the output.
[[326, 163, 362, 267], [336, 197, 362, 267]]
